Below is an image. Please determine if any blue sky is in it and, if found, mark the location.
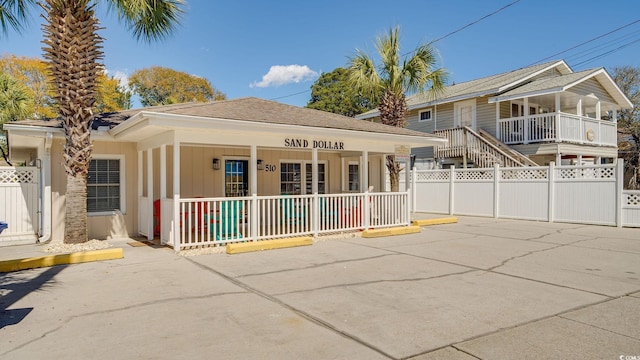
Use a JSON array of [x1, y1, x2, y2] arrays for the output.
[[1, 0, 640, 108]]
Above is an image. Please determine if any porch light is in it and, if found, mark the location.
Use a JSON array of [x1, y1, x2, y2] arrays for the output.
[[257, 159, 264, 170], [213, 158, 220, 170]]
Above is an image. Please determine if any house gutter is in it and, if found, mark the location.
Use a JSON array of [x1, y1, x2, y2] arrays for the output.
[[38, 132, 53, 243]]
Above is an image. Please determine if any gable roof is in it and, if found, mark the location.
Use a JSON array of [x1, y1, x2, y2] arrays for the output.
[[357, 60, 571, 119], [7, 97, 444, 141], [489, 67, 633, 109]]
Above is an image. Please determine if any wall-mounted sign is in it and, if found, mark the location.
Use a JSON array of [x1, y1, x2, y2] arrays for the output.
[[394, 145, 410, 162], [284, 138, 345, 150]]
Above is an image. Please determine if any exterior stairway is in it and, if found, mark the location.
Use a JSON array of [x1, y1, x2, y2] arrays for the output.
[[433, 126, 538, 168]]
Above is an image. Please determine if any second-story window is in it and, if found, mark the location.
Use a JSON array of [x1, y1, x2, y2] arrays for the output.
[[419, 109, 432, 122]]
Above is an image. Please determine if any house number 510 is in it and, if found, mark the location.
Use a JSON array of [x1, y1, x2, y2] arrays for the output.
[[264, 164, 277, 172]]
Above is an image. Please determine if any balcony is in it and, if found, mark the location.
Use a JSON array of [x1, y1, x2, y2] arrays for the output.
[[497, 112, 617, 147]]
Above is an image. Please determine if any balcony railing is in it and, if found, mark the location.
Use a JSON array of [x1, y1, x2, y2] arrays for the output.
[[497, 112, 617, 146]]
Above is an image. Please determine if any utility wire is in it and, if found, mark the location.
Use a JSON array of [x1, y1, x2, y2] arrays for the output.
[[270, 0, 522, 102], [527, 19, 640, 66]]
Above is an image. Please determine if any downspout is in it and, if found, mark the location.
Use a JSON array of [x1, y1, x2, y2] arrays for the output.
[[38, 132, 53, 243]]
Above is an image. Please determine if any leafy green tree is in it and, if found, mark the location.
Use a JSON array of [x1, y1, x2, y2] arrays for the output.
[[130, 66, 226, 106], [613, 65, 640, 189], [348, 26, 447, 191], [0, 71, 33, 164], [306, 67, 377, 117], [1, 0, 186, 243], [0, 54, 57, 119], [96, 73, 132, 112]]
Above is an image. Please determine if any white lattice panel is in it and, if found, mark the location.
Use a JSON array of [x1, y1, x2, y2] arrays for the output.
[[415, 171, 450, 181], [557, 166, 615, 180], [625, 192, 640, 207], [456, 170, 493, 181], [501, 169, 548, 180], [0, 168, 37, 184]]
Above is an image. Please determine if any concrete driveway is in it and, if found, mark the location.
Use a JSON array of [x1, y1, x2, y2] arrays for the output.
[[1, 216, 639, 359]]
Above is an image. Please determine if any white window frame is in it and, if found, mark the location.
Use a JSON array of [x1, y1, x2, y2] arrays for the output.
[[348, 161, 360, 192], [418, 108, 433, 122], [280, 160, 328, 195], [87, 154, 125, 216]]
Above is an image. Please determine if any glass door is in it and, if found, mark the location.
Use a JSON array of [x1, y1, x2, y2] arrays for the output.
[[225, 160, 248, 197]]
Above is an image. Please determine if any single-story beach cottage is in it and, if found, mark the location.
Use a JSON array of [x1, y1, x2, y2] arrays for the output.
[[3, 97, 446, 250]]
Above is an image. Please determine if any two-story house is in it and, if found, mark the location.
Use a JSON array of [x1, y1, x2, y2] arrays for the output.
[[356, 60, 633, 169]]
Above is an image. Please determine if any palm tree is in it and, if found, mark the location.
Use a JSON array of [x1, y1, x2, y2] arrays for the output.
[[0, 71, 33, 165], [1, 0, 185, 243], [348, 26, 447, 191]]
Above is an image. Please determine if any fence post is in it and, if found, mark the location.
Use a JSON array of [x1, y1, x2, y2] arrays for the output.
[[494, 163, 500, 218], [548, 162, 555, 223], [412, 166, 417, 212], [312, 192, 319, 237], [616, 158, 624, 227], [449, 165, 455, 215], [251, 193, 259, 240]]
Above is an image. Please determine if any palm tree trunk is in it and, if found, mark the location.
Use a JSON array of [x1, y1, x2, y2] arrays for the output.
[[65, 174, 88, 243], [386, 155, 400, 192], [42, 0, 103, 243]]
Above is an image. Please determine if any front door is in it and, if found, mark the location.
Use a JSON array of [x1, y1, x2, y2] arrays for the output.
[[225, 160, 248, 197], [454, 99, 476, 129]]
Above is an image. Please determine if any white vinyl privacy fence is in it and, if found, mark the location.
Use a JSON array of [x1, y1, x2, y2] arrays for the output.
[[0, 166, 40, 245], [411, 159, 640, 228]]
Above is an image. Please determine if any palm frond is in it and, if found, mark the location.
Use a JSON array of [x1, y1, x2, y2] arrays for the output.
[[348, 49, 382, 101], [0, 0, 35, 36], [105, 0, 185, 41]]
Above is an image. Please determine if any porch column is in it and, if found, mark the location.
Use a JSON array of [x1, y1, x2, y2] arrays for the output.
[[595, 156, 601, 165], [137, 150, 143, 235], [577, 154, 583, 166], [556, 152, 561, 166], [555, 93, 561, 142], [595, 101, 601, 120], [612, 107, 618, 123], [523, 97, 529, 144], [250, 144, 258, 240], [312, 148, 318, 236], [250, 145, 257, 194], [160, 145, 166, 242], [362, 150, 370, 229], [577, 98, 583, 116], [146, 148, 153, 240], [495, 102, 501, 141], [172, 140, 181, 252]]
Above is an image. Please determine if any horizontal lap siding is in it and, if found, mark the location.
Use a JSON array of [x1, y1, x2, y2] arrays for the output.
[[476, 97, 497, 135], [569, 78, 616, 104]]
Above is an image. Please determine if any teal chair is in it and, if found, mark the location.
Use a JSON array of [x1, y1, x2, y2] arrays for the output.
[[280, 196, 306, 226], [210, 200, 243, 240]]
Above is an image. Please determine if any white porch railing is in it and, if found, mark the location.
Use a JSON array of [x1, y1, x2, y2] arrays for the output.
[[150, 192, 410, 250], [498, 112, 617, 146]]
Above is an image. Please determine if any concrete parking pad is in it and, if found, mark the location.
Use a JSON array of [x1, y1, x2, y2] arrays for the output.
[[1, 217, 639, 359], [457, 316, 640, 359], [561, 296, 640, 339]]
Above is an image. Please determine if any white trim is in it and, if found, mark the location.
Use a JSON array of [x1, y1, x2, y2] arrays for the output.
[[87, 154, 126, 217], [278, 159, 329, 195], [418, 108, 433, 122]]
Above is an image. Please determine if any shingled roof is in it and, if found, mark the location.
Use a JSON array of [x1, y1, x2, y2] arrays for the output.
[[13, 97, 440, 139]]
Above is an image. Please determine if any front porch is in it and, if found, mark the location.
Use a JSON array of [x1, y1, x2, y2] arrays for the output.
[[143, 191, 409, 251]]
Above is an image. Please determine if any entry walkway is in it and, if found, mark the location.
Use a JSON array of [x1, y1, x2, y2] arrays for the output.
[[1, 216, 639, 359]]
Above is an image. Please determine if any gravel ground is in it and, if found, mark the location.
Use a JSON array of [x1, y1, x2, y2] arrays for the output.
[[42, 239, 112, 254]]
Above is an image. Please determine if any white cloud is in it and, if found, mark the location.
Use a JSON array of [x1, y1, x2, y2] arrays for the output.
[[250, 64, 318, 88], [104, 69, 130, 90]]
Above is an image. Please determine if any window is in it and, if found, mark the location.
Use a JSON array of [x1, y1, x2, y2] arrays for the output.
[[87, 157, 124, 214], [305, 163, 326, 194], [348, 163, 359, 192], [281, 163, 302, 195], [419, 109, 432, 122]]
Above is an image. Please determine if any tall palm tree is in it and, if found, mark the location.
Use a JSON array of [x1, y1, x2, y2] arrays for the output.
[[1, 0, 185, 243], [349, 26, 447, 191]]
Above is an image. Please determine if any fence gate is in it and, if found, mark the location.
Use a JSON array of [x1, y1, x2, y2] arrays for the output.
[[0, 166, 39, 246]]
